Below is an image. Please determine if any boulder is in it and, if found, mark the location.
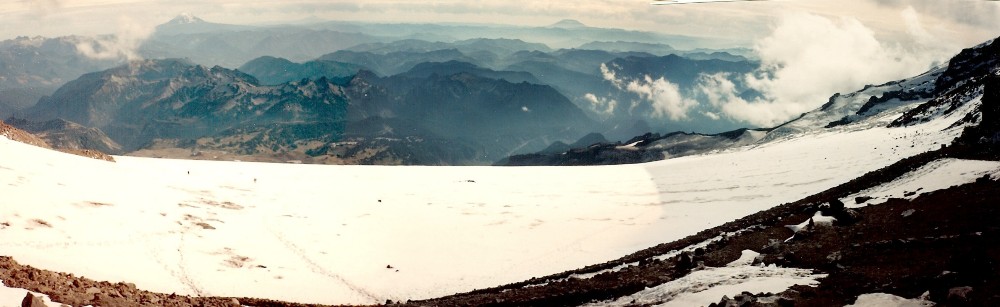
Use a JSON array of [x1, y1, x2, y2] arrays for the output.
[[21, 293, 47, 307]]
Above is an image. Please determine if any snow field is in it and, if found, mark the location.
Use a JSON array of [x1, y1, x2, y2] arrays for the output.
[[2, 139, 665, 304], [0, 92, 981, 305]]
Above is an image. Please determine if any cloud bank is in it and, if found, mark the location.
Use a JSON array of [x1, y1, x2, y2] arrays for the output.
[[697, 9, 955, 127], [870, 0, 1000, 30]]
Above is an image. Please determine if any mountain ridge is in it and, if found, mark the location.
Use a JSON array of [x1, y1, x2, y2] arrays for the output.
[[25, 58, 595, 165]]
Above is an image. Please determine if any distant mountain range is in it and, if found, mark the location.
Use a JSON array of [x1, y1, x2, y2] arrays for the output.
[[347, 38, 552, 58], [578, 41, 753, 61], [238, 56, 367, 85], [24, 59, 349, 151], [0, 36, 124, 118], [267, 40, 759, 135], [21, 58, 594, 165], [140, 15, 723, 68], [0, 14, 762, 142]]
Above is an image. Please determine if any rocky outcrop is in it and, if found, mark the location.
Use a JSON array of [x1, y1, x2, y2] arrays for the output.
[[20, 292, 47, 307], [1, 119, 115, 162], [5, 118, 123, 155], [1, 120, 49, 148]]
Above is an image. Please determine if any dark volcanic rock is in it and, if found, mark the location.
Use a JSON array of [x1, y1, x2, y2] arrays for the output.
[[935, 38, 1000, 96], [21, 292, 47, 307]]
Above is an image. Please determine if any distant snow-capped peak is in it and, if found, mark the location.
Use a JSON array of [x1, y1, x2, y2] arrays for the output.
[[167, 13, 205, 25]]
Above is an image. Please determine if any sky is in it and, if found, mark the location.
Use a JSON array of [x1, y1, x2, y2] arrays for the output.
[[1, 0, 998, 127], [1, 0, 997, 46]]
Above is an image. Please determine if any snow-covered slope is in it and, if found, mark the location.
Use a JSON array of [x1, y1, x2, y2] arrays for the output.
[[842, 158, 1000, 208], [762, 64, 943, 142], [585, 263, 825, 307], [0, 79, 978, 305]]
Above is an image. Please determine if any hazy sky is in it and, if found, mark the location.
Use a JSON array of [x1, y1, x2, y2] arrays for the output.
[[1, 0, 997, 47]]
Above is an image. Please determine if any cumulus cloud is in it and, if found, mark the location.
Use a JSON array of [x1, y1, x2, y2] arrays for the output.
[[600, 63, 698, 121], [600, 63, 624, 88], [696, 10, 954, 127], [626, 75, 697, 121], [583, 93, 618, 115], [74, 16, 152, 61]]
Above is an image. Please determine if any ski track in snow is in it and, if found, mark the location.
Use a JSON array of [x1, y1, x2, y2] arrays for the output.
[[176, 230, 206, 297], [0, 92, 982, 305], [263, 216, 379, 302]]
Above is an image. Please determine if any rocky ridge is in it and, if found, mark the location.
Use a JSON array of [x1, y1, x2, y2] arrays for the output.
[[0, 120, 114, 162]]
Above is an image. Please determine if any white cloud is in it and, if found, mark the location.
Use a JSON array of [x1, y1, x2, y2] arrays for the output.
[[600, 63, 624, 88], [697, 73, 738, 109], [703, 111, 720, 120], [74, 16, 153, 61], [695, 10, 956, 127], [583, 93, 618, 115], [625, 75, 697, 121], [601, 63, 698, 121]]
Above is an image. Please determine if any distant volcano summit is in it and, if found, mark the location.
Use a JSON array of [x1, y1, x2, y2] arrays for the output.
[[153, 13, 247, 35], [164, 13, 206, 25], [549, 19, 588, 28]]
